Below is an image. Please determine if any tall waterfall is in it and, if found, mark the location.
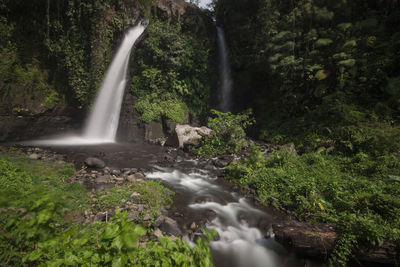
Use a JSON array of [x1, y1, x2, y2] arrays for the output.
[[84, 24, 146, 141], [217, 26, 233, 112], [26, 22, 146, 146]]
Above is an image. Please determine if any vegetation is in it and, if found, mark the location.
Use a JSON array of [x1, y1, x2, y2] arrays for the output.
[[226, 147, 400, 265], [196, 109, 254, 156], [0, 151, 213, 266], [131, 21, 214, 123]]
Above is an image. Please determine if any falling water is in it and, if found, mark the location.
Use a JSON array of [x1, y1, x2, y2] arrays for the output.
[[217, 26, 233, 112], [84, 23, 146, 141], [25, 22, 146, 146]]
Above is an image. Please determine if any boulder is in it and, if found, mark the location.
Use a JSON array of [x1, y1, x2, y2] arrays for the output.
[[84, 157, 105, 168], [166, 124, 212, 148], [145, 121, 166, 145], [273, 221, 400, 264], [28, 153, 41, 160], [159, 216, 182, 236]]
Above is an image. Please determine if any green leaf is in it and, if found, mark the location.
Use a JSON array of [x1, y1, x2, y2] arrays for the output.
[[103, 224, 120, 239], [315, 70, 328, 80]]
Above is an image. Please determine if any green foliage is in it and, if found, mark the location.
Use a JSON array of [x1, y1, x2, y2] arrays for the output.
[[196, 109, 254, 156], [93, 180, 173, 224], [216, 0, 400, 158], [135, 94, 188, 123], [0, 152, 213, 266], [131, 21, 214, 122], [226, 147, 400, 265], [22, 210, 214, 267]]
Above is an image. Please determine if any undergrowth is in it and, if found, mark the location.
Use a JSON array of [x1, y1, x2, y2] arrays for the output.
[[0, 152, 213, 266], [226, 145, 400, 266]]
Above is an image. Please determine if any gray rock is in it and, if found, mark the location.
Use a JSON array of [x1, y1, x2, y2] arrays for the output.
[[130, 192, 141, 201], [111, 169, 121, 175], [166, 124, 212, 148], [127, 173, 145, 182], [84, 157, 105, 168], [153, 215, 165, 227], [160, 217, 182, 236], [113, 177, 125, 183], [28, 153, 41, 160], [94, 175, 110, 183]]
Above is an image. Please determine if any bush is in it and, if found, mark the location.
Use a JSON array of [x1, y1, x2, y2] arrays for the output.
[[196, 109, 255, 156]]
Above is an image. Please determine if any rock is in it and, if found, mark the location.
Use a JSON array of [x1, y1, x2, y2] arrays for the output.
[[213, 159, 229, 168], [28, 153, 41, 160], [111, 169, 121, 175], [84, 157, 105, 168], [94, 212, 107, 222], [113, 177, 125, 183], [145, 121, 167, 145], [143, 213, 151, 221], [127, 210, 140, 221], [153, 228, 164, 238], [94, 175, 110, 183], [127, 172, 145, 181], [160, 217, 182, 236], [273, 221, 399, 264], [130, 192, 141, 201], [153, 215, 165, 227], [166, 124, 212, 148], [126, 175, 136, 182]]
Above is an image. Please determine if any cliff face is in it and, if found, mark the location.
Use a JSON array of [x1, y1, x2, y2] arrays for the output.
[[0, 0, 214, 142]]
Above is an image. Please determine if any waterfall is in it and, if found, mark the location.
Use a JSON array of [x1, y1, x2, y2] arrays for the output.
[[84, 24, 146, 141], [26, 22, 146, 146], [217, 26, 233, 112]]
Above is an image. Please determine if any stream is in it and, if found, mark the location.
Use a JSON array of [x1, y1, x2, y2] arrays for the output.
[[30, 142, 320, 267]]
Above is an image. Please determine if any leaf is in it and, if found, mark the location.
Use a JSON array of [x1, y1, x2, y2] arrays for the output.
[[103, 224, 120, 239], [112, 257, 123, 267], [315, 70, 328, 80], [112, 235, 123, 251], [316, 38, 333, 47], [338, 59, 356, 67]]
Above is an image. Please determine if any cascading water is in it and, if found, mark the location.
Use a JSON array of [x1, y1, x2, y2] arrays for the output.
[[26, 22, 146, 145], [217, 26, 233, 112], [146, 163, 303, 267], [83, 25, 146, 141]]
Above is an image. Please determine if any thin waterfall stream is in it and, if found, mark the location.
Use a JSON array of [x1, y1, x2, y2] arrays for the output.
[[217, 26, 233, 112]]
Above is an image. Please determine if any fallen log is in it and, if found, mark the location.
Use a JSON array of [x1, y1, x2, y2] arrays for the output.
[[272, 221, 399, 264]]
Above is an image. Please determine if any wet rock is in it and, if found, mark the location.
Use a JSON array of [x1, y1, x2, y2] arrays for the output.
[[153, 215, 165, 227], [160, 217, 182, 236], [28, 153, 41, 160], [213, 159, 229, 168], [111, 169, 121, 175], [94, 212, 107, 222], [84, 157, 105, 168], [94, 175, 110, 183]]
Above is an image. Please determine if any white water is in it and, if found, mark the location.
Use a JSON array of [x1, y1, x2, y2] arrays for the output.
[[217, 27, 233, 112], [25, 23, 146, 146], [146, 165, 298, 267]]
